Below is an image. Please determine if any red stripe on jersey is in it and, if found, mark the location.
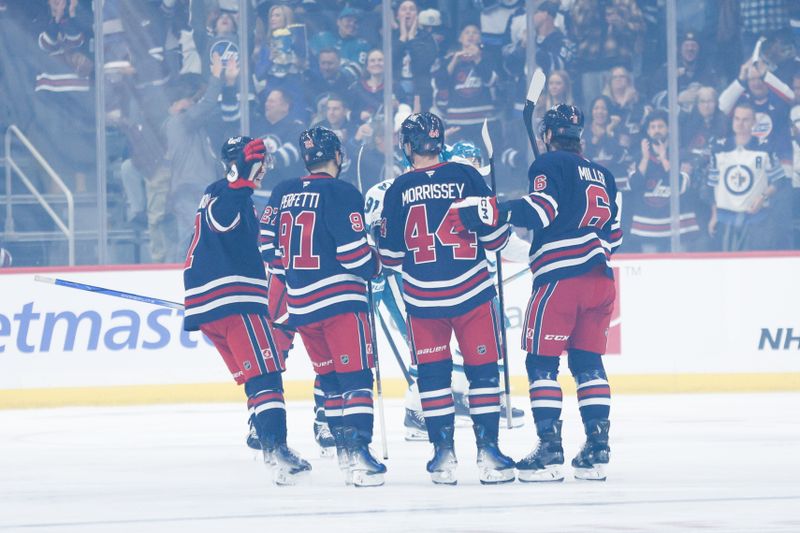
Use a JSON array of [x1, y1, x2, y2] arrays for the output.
[[404, 269, 489, 299], [529, 194, 556, 221], [185, 284, 267, 307], [287, 282, 366, 306], [531, 241, 607, 272], [337, 244, 371, 263]]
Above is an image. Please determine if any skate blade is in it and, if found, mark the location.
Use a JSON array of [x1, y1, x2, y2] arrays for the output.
[[273, 468, 311, 486], [518, 465, 565, 483], [479, 467, 516, 485], [404, 427, 428, 442], [319, 446, 336, 459], [351, 470, 385, 487], [430, 469, 458, 485], [574, 465, 606, 481]]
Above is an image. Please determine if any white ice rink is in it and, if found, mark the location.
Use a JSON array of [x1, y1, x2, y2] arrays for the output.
[[1, 393, 799, 532]]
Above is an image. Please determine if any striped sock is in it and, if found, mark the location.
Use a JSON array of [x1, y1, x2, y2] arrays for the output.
[[342, 388, 374, 443], [324, 393, 344, 434], [576, 374, 611, 422], [247, 389, 287, 446], [528, 375, 563, 423], [313, 375, 326, 422]]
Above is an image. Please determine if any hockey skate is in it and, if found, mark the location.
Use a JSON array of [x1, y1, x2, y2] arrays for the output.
[[272, 444, 312, 486], [313, 420, 336, 458], [474, 425, 516, 484], [426, 426, 458, 485], [403, 408, 428, 441], [246, 417, 261, 452], [342, 426, 385, 487], [517, 419, 565, 482], [572, 419, 610, 481]]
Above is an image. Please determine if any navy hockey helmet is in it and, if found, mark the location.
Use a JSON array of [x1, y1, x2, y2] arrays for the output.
[[221, 135, 253, 165], [447, 141, 483, 166], [540, 103, 584, 141], [400, 112, 445, 158], [299, 127, 342, 168]]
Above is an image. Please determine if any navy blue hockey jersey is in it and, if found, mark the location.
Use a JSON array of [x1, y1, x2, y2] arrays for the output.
[[378, 161, 510, 318], [263, 173, 378, 327], [183, 180, 269, 331], [504, 151, 622, 288]]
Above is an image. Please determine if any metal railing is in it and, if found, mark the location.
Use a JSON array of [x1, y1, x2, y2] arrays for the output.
[[4, 125, 75, 265]]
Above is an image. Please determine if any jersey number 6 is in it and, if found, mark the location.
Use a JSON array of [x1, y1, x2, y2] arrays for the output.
[[404, 204, 478, 264], [580, 184, 612, 229]]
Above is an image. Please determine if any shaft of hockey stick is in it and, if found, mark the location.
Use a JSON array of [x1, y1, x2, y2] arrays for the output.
[[35, 275, 185, 310], [482, 120, 513, 429], [366, 278, 389, 459], [523, 68, 546, 159], [356, 144, 365, 194], [376, 306, 413, 386], [502, 265, 530, 286]]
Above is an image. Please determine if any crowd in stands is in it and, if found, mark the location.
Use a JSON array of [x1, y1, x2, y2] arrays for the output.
[[1, 0, 800, 265]]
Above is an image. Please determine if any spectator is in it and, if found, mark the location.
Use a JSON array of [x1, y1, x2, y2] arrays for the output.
[[583, 95, 632, 191], [310, 7, 371, 71], [537, 70, 574, 119], [739, 0, 791, 56], [393, 0, 438, 112], [252, 4, 307, 96], [440, 24, 500, 153], [251, 88, 305, 184], [649, 31, 720, 106], [602, 65, 650, 148], [680, 86, 729, 150], [306, 48, 358, 116], [33, 0, 94, 193], [350, 48, 385, 123], [317, 94, 355, 143], [571, 0, 645, 107], [626, 111, 701, 252], [531, 1, 574, 75], [707, 102, 787, 250], [163, 58, 225, 259], [719, 58, 795, 163]]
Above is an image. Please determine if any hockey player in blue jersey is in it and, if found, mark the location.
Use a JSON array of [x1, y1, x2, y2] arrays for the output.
[[378, 112, 516, 485], [448, 104, 623, 482], [264, 127, 386, 487], [183, 136, 311, 486]]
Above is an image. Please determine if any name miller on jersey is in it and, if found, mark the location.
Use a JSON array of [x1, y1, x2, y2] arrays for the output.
[[280, 191, 321, 209], [578, 166, 607, 186], [401, 183, 466, 206]]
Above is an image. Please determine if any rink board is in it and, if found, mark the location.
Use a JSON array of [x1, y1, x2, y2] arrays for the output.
[[1, 252, 799, 407]]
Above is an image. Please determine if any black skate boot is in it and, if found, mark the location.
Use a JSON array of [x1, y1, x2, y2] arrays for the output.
[[426, 426, 458, 485], [329, 425, 353, 485], [313, 419, 336, 458], [404, 408, 428, 441], [272, 444, 312, 486], [474, 424, 516, 484], [572, 418, 610, 481], [517, 419, 565, 482], [343, 426, 386, 487], [246, 416, 261, 451]]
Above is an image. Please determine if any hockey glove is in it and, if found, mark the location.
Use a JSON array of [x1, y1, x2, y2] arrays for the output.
[[227, 138, 271, 189], [446, 196, 506, 233]]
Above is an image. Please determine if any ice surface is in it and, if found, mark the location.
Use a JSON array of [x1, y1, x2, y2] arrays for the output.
[[1, 393, 799, 532]]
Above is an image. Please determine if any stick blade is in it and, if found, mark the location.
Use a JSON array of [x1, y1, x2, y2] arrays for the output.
[[526, 68, 546, 104], [481, 118, 493, 159]]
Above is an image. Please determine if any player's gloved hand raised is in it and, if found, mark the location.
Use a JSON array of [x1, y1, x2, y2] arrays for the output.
[[227, 139, 271, 189], [446, 196, 501, 233]]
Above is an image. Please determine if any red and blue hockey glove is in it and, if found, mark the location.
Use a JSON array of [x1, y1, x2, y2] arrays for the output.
[[227, 138, 272, 189], [446, 196, 504, 233]]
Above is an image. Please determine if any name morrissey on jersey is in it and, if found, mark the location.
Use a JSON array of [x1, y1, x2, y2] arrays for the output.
[[401, 183, 465, 206], [280, 192, 321, 209]]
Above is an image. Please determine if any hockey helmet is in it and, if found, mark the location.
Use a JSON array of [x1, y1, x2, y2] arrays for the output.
[[400, 112, 445, 158], [447, 141, 483, 166], [299, 127, 342, 168], [221, 136, 253, 164], [540, 103, 584, 141]]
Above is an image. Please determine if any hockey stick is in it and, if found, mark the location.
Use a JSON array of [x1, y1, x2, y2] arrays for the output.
[[522, 68, 547, 158], [482, 119, 513, 429], [366, 274, 389, 460], [376, 305, 413, 386], [35, 275, 185, 310], [502, 265, 530, 286]]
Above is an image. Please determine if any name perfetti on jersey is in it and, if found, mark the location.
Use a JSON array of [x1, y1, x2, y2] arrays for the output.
[[401, 183, 465, 205], [280, 191, 321, 209], [578, 165, 607, 186]]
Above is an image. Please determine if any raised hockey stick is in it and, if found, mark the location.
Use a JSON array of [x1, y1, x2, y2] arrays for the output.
[[522, 68, 547, 158], [35, 275, 185, 310], [482, 119, 513, 429]]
